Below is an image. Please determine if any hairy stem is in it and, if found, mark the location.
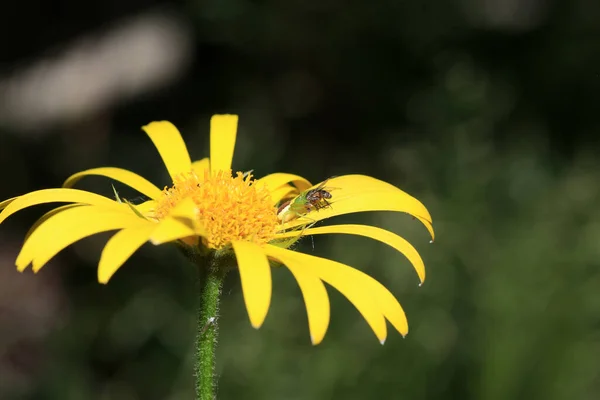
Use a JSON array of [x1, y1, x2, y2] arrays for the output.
[[195, 261, 224, 400]]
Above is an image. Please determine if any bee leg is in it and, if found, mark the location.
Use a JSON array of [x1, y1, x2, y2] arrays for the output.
[[314, 199, 331, 211]]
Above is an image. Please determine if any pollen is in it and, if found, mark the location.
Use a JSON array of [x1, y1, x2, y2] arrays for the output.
[[154, 170, 278, 249]]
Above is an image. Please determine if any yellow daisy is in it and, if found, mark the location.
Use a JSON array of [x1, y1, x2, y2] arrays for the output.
[[0, 115, 434, 345]]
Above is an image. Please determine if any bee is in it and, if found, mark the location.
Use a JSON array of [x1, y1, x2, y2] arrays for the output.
[[277, 178, 336, 223], [304, 181, 333, 211]]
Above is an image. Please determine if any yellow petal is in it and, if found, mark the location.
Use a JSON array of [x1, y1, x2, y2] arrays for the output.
[[232, 241, 272, 328], [0, 189, 119, 224], [267, 246, 387, 343], [16, 206, 148, 272], [192, 158, 210, 176], [142, 121, 192, 180], [63, 167, 163, 199], [366, 274, 409, 337], [149, 197, 204, 244], [166, 196, 197, 220], [134, 200, 157, 217], [269, 184, 298, 205], [98, 226, 154, 283], [265, 245, 330, 345], [282, 174, 435, 241], [275, 224, 426, 284], [166, 197, 205, 235], [0, 197, 17, 211], [210, 115, 238, 173], [331, 175, 432, 219], [305, 249, 408, 339], [256, 173, 312, 192], [148, 217, 196, 245], [25, 204, 82, 240]]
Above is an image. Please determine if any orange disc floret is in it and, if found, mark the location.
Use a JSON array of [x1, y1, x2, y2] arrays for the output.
[[154, 169, 278, 249]]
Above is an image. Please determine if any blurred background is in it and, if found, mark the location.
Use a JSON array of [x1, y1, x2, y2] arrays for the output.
[[1, 0, 600, 399]]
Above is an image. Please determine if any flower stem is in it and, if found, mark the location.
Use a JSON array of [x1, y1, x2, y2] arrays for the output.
[[195, 261, 224, 400]]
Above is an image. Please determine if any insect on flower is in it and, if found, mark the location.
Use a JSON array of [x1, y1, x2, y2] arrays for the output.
[[0, 115, 435, 346], [277, 178, 337, 223]]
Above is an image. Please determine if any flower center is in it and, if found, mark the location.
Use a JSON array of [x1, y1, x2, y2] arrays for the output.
[[153, 169, 278, 249]]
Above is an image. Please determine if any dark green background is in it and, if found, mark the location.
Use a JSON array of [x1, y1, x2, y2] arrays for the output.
[[1, 1, 599, 399]]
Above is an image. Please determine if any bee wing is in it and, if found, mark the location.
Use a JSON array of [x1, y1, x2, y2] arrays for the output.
[[303, 176, 338, 196], [312, 177, 332, 191]]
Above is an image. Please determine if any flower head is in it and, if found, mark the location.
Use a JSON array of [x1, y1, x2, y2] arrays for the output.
[[0, 115, 434, 345], [153, 169, 278, 249]]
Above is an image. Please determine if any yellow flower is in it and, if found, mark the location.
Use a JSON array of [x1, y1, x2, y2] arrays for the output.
[[0, 115, 434, 345]]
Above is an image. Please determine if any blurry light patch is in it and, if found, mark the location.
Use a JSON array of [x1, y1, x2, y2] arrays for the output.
[[0, 10, 193, 134], [0, 239, 66, 397], [461, 0, 549, 31]]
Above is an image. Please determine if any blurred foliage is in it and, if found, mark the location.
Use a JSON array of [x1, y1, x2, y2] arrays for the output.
[[1, 0, 600, 399]]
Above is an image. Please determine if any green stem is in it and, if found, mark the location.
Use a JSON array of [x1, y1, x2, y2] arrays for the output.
[[195, 262, 224, 400]]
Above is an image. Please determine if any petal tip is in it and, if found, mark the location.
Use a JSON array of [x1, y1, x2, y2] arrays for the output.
[[310, 334, 324, 346], [141, 120, 171, 130], [16, 263, 28, 273], [379, 338, 386, 345], [31, 261, 45, 273], [250, 321, 263, 330]]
